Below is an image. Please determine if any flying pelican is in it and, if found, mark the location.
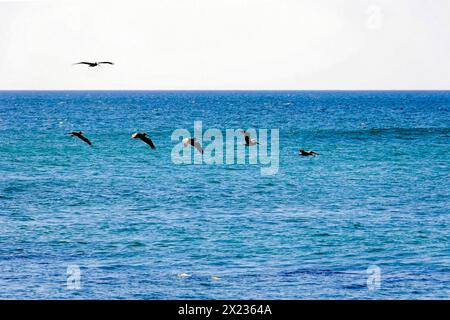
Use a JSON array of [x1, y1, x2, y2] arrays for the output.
[[182, 138, 204, 154], [132, 132, 156, 150], [299, 149, 319, 156], [240, 130, 259, 146], [73, 61, 114, 67], [67, 131, 92, 146]]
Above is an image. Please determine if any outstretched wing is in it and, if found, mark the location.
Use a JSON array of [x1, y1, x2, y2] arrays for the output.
[[192, 140, 204, 154], [73, 62, 93, 66], [98, 62, 114, 65], [77, 135, 92, 146], [141, 135, 156, 150]]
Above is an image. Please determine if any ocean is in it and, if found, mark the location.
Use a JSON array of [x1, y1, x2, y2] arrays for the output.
[[0, 91, 449, 299]]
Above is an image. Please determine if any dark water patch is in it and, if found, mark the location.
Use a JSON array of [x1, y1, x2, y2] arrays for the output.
[[343, 283, 367, 290]]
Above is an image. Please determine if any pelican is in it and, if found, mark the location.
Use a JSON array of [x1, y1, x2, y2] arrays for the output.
[[240, 130, 259, 146], [299, 149, 319, 156], [67, 131, 92, 146], [73, 61, 114, 67], [132, 132, 156, 150], [182, 138, 204, 154]]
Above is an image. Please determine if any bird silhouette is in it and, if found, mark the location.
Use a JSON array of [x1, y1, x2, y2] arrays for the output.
[[73, 61, 114, 67], [240, 130, 259, 146], [183, 138, 204, 154], [67, 131, 92, 146], [132, 132, 156, 150], [299, 149, 319, 156]]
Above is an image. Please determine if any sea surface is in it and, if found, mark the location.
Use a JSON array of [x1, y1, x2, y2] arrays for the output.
[[0, 91, 449, 299]]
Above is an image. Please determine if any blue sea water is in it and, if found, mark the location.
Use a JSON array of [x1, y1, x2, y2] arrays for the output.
[[0, 91, 449, 299]]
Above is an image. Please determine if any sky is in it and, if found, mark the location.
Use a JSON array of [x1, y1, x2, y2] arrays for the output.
[[0, 0, 449, 90]]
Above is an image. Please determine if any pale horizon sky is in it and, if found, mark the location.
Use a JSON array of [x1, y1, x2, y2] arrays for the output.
[[0, 0, 449, 90]]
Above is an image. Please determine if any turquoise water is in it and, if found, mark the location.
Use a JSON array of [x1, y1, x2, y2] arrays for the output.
[[0, 91, 449, 299]]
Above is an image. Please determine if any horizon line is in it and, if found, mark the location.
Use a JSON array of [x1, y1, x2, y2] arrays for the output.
[[0, 89, 449, 92]]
